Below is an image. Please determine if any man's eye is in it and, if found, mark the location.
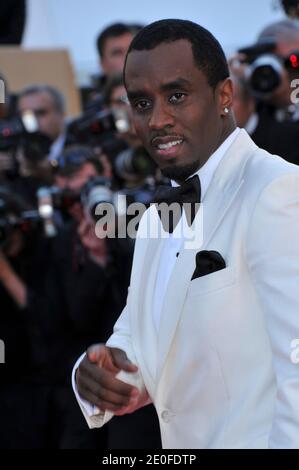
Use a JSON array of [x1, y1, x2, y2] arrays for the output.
[[169, 92, 186, 104], [135, 100, 151, 110]]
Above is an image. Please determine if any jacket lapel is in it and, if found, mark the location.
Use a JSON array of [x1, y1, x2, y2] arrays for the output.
[[129, 208, 166, 394], [156, 129, 257, 381]]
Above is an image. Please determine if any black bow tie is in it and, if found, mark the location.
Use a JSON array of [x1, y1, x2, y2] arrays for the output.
[[154, 174, 201, 233]]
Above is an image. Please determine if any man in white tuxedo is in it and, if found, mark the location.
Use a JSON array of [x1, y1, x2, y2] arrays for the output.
[[72, 19, 299, 448]]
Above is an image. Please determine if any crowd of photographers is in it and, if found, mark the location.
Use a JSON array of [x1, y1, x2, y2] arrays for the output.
[[0, 22, 163, 449], [230, 19, 299, 163], [1, 9, 299, 448]]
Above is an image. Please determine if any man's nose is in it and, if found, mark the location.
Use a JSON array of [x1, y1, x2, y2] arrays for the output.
[[149, 102, 175, 130]]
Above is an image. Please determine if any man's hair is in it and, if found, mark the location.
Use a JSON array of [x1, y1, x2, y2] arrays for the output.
[[18, 84, 65, 114], [129, 23, 145, 35], [258, 19, 299, 43], [55, 145, 103, 177], [124, 19, 229, 89], [96, 22, 133, 58]]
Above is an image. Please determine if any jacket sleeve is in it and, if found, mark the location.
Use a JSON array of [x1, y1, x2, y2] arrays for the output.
[[246, 171, 299, 448], [72, 303, 149, 429], [72, 209, 154, 429]]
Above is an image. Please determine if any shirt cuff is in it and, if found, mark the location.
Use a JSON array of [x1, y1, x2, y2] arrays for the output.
[[71, 352, 101, 417]]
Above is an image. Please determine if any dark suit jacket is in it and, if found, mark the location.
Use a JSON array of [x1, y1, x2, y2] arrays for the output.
[[251, 103, 299, 165]]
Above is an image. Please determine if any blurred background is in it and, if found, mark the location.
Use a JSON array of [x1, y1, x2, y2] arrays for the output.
[[22, 0, 287, 85]]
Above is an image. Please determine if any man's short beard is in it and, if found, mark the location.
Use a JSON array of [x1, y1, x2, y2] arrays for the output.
[[161, 161, 200, 183]]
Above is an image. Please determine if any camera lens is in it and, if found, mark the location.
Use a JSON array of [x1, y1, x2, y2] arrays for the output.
[[247, 54, 283, 95], [81, 177, 113, 221]]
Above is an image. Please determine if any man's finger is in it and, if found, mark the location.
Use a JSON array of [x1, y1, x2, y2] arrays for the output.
[[77, 383, 124, 413], [111, 348, 138, 373], [77, 370, 136, 407], [87, 344, 106, 363], [86, 344, 117, 373], [79, 358, 139, 398]]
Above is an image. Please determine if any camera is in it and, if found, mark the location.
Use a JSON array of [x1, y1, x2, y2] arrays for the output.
[[79, 175, 157, 240], [80, 175, 156, 222], [37, 185, 84, 235], [0, 111, 51, 161], [238, 40, 299, 96], [114, 146, 157, 181], [80, 176, 114, 221], [66, 98, 130, 146], [0, 191, 41, 248], [37, 180, 114, 230], [65, 98, 156, 185]]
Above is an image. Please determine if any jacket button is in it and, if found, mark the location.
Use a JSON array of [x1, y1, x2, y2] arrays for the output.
[[161, 410, 171, 423]]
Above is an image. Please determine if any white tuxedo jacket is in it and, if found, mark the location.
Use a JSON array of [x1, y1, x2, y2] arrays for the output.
[[76, 129, 299, 448]]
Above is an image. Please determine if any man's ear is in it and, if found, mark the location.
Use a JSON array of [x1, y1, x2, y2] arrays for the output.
[[218, 77, 233, 116]]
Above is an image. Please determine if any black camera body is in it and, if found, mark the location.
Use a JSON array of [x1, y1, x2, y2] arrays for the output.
[[66, 97, 130, 147], [80, 176, 113, 221], [65, 98, 157, 184], [0, 196, 40, 248], [0, 112, 51, 161], [114, 146, 157, 182], [238, 40, 299, 96]]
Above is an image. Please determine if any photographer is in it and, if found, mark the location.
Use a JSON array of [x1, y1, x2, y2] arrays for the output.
[[256, 20, 299, 112], [18, 84, 67, 163], [50, 145, 161, 448], [231, 70, 299, 165], [83, 23, 144, 109], [92, 23, 134, 96], [0, 72, 19, 177], [0, 85, 66, 206], [0, 186, 54, 448], [67, 73, 159, 204], [104, 72, 140, 151], [0, 83, 65, 205], [230, 19, 299, 165], [0, 146, 132, 448], [39, 146, 128, 448], [102, 72, 158, 194]]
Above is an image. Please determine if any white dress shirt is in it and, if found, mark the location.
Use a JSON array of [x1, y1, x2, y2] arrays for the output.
[[72, 126, 241, 416]]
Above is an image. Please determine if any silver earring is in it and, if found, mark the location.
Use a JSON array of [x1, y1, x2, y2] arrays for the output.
[[224, 107, 229, 114]]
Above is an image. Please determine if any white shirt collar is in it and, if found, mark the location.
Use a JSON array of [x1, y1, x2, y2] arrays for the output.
[[171, 127, 240, 199], [48, 131, 66, 162]]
